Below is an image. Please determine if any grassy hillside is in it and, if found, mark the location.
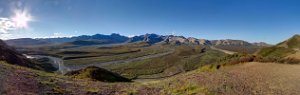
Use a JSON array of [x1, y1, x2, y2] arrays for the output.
[[256, 47, 295, 57], [215, 45, 263, 54], [278, 34, 300, 49], [104, 45, 226, 79], [256, 34, 300, 58]]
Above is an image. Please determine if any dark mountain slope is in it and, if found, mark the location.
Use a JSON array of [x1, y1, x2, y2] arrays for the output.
[[0, 39, 57, 72], [0, 39, 35, 68]]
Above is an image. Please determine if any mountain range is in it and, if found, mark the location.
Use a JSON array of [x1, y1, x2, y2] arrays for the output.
[[5, 33, 270, 47]]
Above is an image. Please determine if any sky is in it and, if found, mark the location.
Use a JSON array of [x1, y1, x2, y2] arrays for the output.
[[1, 0, 300, 44]]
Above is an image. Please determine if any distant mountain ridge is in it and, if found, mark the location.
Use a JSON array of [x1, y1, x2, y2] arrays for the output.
[[4, 33, 270, 47], [5, 33, 129, 47], [128, 34, 269, 46]]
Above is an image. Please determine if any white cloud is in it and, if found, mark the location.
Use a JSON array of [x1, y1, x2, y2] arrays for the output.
[[0, 33, 12, 40], [0, 17, 16, 34]]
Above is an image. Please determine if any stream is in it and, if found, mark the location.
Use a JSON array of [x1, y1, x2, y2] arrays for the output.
[[25, 55, 71, 74]]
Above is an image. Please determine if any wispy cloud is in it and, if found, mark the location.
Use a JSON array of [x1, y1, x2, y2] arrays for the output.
[[0, 17, 16, 34], [0, 18, 17, 39]]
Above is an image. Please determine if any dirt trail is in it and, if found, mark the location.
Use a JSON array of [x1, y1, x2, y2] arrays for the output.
[[210, 46, 236, 54], [180, 62, 300, 94]]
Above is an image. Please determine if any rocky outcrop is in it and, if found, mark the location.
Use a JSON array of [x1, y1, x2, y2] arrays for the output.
[[164, 35, 189, 45], [187, 37, 200, 45], [199, 39, 212, 45]]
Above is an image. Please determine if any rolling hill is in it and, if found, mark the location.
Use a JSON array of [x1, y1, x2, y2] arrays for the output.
[[256, 34, 300, 58], [65, 66, 131, 82]]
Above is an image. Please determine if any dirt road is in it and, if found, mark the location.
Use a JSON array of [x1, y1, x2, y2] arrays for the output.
[[210, 46, 236, 55]]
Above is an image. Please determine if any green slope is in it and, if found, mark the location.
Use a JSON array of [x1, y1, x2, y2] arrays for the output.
[[104, 45, 226, 79], [65, 66, 131, 82], [256, 34, 300, 58]]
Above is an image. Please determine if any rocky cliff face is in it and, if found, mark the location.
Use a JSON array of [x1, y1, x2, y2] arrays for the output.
[[163, 35, 189, 45]]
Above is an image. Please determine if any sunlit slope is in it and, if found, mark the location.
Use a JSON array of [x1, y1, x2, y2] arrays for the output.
[[256, 34, 300, 58], [105, 45, 226, 79]]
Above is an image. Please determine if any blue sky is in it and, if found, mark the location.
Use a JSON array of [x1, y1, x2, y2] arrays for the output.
[[1, 0, 300, 44]]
